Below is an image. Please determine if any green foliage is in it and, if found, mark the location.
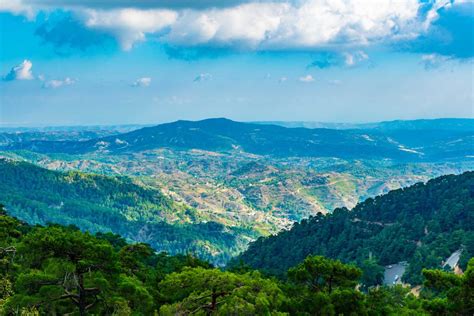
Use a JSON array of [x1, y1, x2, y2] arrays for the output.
[[0, 208, 472, 315], [0, 158, 244, 265], [359, 258, 385, 290], [284, 256, 365, 316], [366, 286, 427, 315], [0, 209, 218, 315], [287, 256, 361, 293], [421, 258, 474, 315], [233, 171, 474, 285], [7, 226, 118, 315], [158, 268, 287, 315]]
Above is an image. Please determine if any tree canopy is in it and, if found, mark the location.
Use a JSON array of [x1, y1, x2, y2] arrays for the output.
[[232, 172, 474, 285], [1, 206, 472, 315]]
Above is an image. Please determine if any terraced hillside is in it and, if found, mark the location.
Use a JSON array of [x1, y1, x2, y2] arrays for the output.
[[1, 118, 473, 264]]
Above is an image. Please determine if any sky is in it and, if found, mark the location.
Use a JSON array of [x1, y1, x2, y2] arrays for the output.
[[0, 0, 473, 126]]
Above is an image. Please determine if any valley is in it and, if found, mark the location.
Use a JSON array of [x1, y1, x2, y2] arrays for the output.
[[0, 118, 473, 265], [2, 4, 473, 312]]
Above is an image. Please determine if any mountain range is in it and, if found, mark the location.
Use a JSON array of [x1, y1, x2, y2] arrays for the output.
[[255, 118, 474, 131], [2, 118, 473, 161], [0, 118, 473, 265]]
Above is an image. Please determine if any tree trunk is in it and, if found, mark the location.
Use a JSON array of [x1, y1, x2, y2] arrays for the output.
[[211, 289, 217, 311], [78, 274, 86, 316], [328, 274, 334, 294]]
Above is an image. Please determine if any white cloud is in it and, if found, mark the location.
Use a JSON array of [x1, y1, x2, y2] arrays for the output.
[[131, 77, 152, 87], [420, 53, 452, 70], [0, 0, 461, 52], [194, 73, 212, 82], [80, 8, 177, 50], [166, 3, 285, 48], [344, 51, 369, 66], [3, 60, 34, 81], [162, 0, 423, 50], [0, 0, 34, 19], [3, 60, 77, 88], [278, 76, 287, 83], [299, 74, 314, 83], [8, 0, 250, 10], [43, 77, 75, 89], [328, 79, 342, 85]]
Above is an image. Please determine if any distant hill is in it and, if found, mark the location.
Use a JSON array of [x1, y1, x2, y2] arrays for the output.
[[0, 159, 251, 265], [366, 118, 474, 131], [2, 118, 473, 161], [231, 171, 474, 284], [256, 118, 474, 131], [0, 124, 147, 146]]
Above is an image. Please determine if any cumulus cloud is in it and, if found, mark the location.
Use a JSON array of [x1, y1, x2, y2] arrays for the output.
[[401, 1, 474, 59], [165, 2, 284, 48], [42, 77, 75, 89], [3, 60, 77, 88], [0, 0, 34, 19], [194, 73, 212, 82], [35, 15, 113, 52], [19, 0, 252, 10], [3, 60, 34, 81], [80, 8, 177, 50], [131, 77, 152, 87], [1, 0, 471, 61], [299, 75, 314, 83]]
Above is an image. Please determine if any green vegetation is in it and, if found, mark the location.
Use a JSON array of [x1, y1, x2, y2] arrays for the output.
[[422, 262, 474, 315], [2, 155, 473, 274], [2, 205, 472, 315], [2, 118, 473, 269], [4, 148, 472, 234], [233, 171, 474, 285], [1, 121, 473, 314], [0, 159, 254, 265]]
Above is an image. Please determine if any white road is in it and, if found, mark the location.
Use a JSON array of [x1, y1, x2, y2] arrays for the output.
[[443, 249, 462, 269]]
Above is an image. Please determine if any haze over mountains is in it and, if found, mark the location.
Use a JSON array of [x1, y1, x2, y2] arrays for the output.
[[2, 118, 473, 161], [256, 118, 474, 131]]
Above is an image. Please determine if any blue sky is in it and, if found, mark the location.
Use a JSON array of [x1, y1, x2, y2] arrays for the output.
[[0, 0, 472, 126]]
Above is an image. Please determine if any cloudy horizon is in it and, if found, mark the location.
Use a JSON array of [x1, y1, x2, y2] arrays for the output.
[[1, 0, 472, 126]]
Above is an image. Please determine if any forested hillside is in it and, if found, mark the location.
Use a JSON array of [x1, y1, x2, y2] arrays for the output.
[[233, 171, 474, 284], [0, 159, 253, 265], [1, 207, 472, 315]]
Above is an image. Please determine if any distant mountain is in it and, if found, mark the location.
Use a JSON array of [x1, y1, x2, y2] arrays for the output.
[[0, 124, 147, 145], [366, 118, 474, 131], [253, 121, 366, 129], [2, 118, 473, 161], [231, 171, 474, 284], [0, 159, 251, 265], [0, 124, 149, 133], [256, 118, 474, 131]]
